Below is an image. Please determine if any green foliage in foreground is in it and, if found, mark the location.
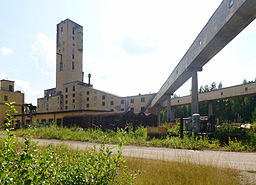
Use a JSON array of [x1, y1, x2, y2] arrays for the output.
[[0, 103, 135, 184]]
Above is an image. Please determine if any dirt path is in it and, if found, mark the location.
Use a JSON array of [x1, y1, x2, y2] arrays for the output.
[[32, 138, 256, 171]]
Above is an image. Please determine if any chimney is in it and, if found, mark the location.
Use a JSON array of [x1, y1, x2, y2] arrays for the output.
[[88, 73, 91, 85]]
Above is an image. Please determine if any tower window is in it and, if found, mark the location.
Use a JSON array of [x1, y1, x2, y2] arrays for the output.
[[73, 86, 75, 91], [72, 36, 75, 40], [72, 62, 75, 70], [61, 27, 63, 34], [65, 87, 68, 93], [60, 62, 63, 71], [72, 27, 75, 35], [72, 54, 74, 59]]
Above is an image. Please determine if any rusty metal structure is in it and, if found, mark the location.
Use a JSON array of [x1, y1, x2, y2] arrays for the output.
[[63, 111, 157, 130]]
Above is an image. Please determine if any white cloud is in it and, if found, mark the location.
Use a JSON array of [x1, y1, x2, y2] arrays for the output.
[[15, 79, 42, 105], [31, 32, 55, 79], [0, 73, 41, 105], [0, 73, 8, 80], [1, 47, 12, 56]]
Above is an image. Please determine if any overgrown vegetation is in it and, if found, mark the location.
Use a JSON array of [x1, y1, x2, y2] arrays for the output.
[[126, 158, 240, 185], [0, 103, 135, 184], [0, 103, 249, 184], [15, 121, 256, 152]]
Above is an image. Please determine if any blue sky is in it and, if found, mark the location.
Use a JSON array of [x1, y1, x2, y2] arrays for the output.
[[0, 0, 255, 105]]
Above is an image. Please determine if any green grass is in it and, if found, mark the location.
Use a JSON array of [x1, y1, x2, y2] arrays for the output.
[[126, 158, 240, 185]]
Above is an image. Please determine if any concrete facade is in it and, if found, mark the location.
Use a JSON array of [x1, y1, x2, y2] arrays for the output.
[[0, 80, 24, 125], [56, 19, 83, 92], [37, 19, 154, 115]]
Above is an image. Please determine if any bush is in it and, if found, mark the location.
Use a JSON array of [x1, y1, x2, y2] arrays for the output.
[[0, 103, 135, 184]]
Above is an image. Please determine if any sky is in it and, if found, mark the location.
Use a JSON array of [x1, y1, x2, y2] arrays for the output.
[[0, 0, 255, 105]]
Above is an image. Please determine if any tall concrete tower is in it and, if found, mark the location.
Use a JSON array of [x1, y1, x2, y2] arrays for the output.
[[56, 19, 83, 92]]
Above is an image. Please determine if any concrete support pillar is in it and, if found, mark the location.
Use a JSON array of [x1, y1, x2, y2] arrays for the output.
[[208, 101, 213, 116], [191, 70, 199, 114], [156, 105, 161, 126], [167, 95, 171, 122]]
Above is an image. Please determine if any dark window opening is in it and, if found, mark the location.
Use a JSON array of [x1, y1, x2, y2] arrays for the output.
[[72, 61, 75, 70], [111, 101, 114, 105], [245, 87, 248, 91], [73, 86, 75, 91], [60, 62, 63, 71], [86, 97, 89, 101], [9, 85, 13, 92], [65, 88, 68, 93], [65, 106, 68, 110], [65, 100, 68, 104], [86, 91, 90, 95], [72, 54, 74, 59], [72, 93, 75, 97], [130, 99, 134, 103], [141, 107, 145, 112], [4, 96, 8, 101], [102, 95, 105, 100], [86, 104, 90, 108], [121, 100, 124, 104], [72, 99, 75, 103], [130, 107, 134, 112], [141, 97, 145, 102], [102, 102, 105, 106]]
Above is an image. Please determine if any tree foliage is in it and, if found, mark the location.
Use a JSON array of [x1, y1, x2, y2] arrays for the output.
[[175, 79, 256, 123]]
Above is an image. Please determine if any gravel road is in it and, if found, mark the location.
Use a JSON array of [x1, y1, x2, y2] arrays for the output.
[[32, 138, 256, 171]]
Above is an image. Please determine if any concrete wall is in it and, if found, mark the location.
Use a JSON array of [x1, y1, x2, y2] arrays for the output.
[[56, 19, 83, 92], [0, 80, 24, 125], [170, 82, 256, 107]]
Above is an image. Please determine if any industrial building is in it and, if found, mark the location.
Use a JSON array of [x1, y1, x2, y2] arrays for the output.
[[0, 80, 24, 125], [37, 19, 155, 115]]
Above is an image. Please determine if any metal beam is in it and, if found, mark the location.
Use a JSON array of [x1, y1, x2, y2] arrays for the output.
[[150, 0, 256, 108]]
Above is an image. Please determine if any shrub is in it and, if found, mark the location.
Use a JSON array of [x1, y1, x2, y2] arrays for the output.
[[0, 103, 135, 184]]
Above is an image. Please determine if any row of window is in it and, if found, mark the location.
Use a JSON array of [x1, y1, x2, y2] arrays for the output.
[[130, 107, 145, 112], [60, 26, 76, 35], [59, 61, 75, 72], [121, 97, 145, 104]]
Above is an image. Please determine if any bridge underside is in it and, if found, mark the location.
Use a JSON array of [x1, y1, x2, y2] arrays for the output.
[[150, 0, 256, 110]]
